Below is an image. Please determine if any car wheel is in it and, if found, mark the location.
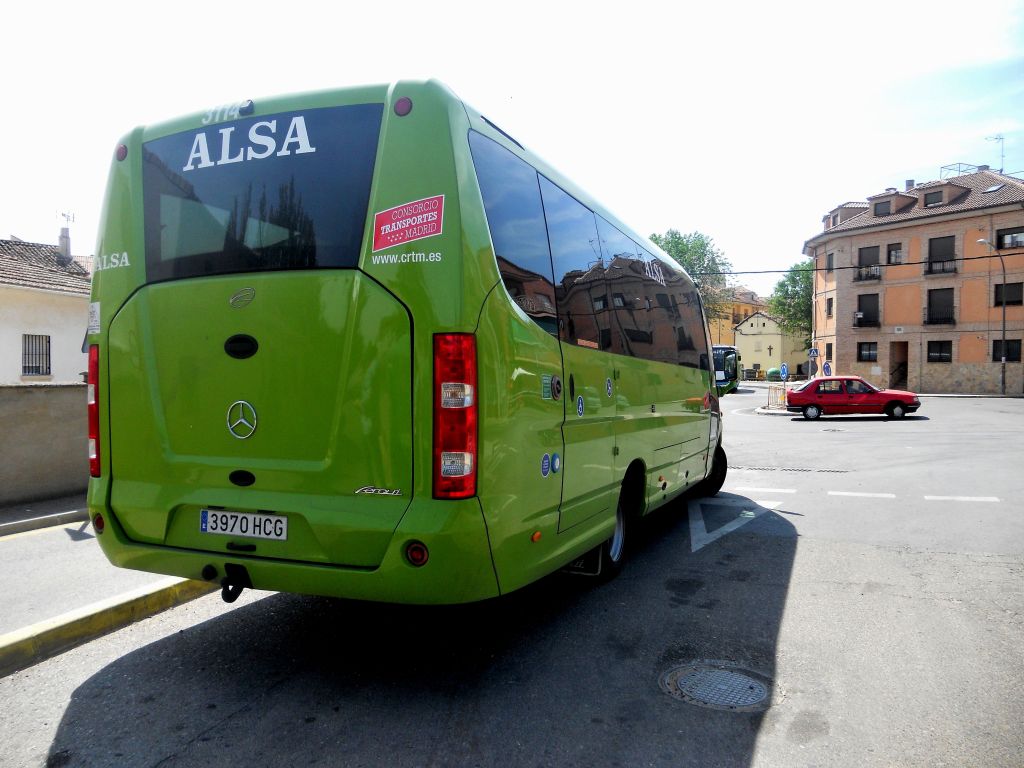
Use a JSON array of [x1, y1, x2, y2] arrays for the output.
[[803, 404, 821, 420], [598, 501, 627, 581], [887, 402, 906, 419], [697, 444, 728, 498]]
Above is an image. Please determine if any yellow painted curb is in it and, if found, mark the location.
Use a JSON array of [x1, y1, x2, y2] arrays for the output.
[[0, 577, 218, 678]]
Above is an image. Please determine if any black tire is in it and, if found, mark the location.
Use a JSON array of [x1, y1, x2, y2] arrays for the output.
[[886, 402, 907, 419], [803, 404, 822, 420], [697, 444, 728, 498], [597, 501, 627, 581]]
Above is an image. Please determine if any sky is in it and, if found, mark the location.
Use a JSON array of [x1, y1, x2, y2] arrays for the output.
[[2, 1, 1021, 298]]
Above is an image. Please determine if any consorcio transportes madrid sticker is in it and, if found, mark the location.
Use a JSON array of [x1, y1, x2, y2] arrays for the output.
[[372, 195, 444, 252]]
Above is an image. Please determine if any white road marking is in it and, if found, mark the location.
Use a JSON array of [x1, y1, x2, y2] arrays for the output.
[[923, 496, 1000, 502], [687, 498, 781, 553], [733, 487, 797, 494], [827, 491, 897, 499]]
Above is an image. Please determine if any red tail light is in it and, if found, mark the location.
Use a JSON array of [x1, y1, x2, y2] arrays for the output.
[[433, 334, 477, 499], [88, 344, 100, 477]]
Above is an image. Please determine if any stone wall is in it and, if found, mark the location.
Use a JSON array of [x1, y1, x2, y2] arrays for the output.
[[0, 385, 87, 505]]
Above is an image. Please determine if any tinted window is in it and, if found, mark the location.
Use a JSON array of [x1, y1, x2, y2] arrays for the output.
[[539, 177, 604, 349], [817, 380, 843, 394], [142, 104, 382, 283], [469, 132, 557, 335]]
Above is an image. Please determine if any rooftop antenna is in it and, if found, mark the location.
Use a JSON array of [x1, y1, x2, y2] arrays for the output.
[[58, 211, 76, 227], [986, 134, 1005, 173]]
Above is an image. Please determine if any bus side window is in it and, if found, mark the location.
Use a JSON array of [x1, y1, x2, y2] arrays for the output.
[[469, 132, 557, 336], [538, 177, 603, 349]]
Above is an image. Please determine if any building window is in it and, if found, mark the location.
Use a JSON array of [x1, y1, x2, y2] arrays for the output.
[[995, 282, 1023, 307], [825, 342, 833, 361], [997, 225, 1024, 250], [826, 252, 834, 273], [887, 243, 903, 264], [826, 297, 833, 317], [22, 334, 51, 376], [923, 191, 943, 207], [612, 293, 626, 308], [927, 340, 952, 363], [993, 339, 1022, 362], [926, 288, 955, 325], [831, 214, 839, 227], [857, 342, 878, 362], [927, 236, 956, 274], [873, 200, 891, 216], [856, 294, 880, 327], [593, 294, 607, 311]]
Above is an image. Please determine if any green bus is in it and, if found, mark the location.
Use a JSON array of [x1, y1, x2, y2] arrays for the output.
[[87, 80, 727, 605], [713, 345, 741, 395]]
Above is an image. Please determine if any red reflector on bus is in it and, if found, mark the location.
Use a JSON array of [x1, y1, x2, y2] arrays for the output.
[[88, 345, 100, 477], [116, 144, 128, 161], [93, 514, 105, 534], [433, 334, 477, 499], [394, 97, 413, 117], [406, 541, 429, 566]]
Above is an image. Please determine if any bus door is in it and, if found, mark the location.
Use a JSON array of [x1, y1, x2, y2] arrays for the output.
[[540, 177, 618, 533]]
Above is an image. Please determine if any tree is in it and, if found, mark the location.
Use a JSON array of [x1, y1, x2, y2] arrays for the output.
[[768, 260, 813, 349], [649, 230, 734, 321]]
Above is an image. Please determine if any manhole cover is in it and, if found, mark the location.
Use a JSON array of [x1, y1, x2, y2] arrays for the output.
[[660, 661, 773, 712]]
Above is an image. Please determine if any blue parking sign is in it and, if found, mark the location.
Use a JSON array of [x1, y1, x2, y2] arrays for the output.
[[780, 363, 789, 381]]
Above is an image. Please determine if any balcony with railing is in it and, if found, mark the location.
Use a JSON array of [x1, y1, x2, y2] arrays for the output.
[[923, 307, 956, 325], [852, 311, 881, 328], [926, 258, 957, 275], [853, 264, 882, 282]]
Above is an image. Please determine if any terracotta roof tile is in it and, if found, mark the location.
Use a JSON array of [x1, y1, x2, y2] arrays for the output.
[[810, 171, 1024, 243], [0, 238, 92, 296]]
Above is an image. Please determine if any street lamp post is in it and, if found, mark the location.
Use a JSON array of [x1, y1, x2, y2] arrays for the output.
[[977, 238, 1006, 396]]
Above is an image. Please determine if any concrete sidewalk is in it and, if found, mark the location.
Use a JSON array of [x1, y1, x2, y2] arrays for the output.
[[0, 496, 215, 677]]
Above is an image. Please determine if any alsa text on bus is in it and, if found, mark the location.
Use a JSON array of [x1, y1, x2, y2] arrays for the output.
[[182, 116, 316, 172]]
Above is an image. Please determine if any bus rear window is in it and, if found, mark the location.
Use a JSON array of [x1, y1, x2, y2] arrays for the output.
[[142, 104, 382, 282]]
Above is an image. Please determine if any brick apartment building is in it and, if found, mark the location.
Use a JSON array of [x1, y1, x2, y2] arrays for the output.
[[804, 166, 1024, 394]]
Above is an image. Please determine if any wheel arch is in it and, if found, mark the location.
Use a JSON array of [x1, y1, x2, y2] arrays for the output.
[[620, 458, 647, 518]]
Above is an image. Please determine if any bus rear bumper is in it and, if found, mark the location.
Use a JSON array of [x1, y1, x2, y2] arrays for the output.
[[91, 496, 501, 605]]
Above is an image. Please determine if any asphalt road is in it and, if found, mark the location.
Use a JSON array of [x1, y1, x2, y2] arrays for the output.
[[1, 391, 1021, 768]]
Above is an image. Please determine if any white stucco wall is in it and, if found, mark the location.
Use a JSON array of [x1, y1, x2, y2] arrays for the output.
[[0, 285, 89, 385]]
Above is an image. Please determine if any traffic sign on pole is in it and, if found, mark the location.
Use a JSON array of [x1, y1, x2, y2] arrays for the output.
[[822, 361, 832, 376], [780, 363, 789, 381], [808, 348, 819, 358]]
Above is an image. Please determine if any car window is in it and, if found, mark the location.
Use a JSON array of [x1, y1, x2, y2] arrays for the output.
[[817, 380, 843, 395], [846, 379, 872, 395]]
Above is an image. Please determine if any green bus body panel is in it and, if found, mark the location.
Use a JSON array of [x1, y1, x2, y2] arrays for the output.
[[95, 494, 499, 604], [107, 272, 411, 567], [88, 78, 719, 604]]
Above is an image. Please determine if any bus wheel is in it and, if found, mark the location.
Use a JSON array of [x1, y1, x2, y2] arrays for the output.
[[598, 501, 627, 580], [701, 445, 728, 497]]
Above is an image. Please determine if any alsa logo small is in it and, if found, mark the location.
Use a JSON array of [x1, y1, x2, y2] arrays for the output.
[[95, 251, 131, 272], [355, 485, 403, 496], [183, 116, 316, 172]]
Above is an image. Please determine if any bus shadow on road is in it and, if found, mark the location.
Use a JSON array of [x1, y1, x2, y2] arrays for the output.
[[46, 496, 797, 767]]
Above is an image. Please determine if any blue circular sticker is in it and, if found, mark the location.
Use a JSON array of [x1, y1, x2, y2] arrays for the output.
[[576, 396, 585, 417], [552, 453, 561, 474], [541, 453, 551, 477]]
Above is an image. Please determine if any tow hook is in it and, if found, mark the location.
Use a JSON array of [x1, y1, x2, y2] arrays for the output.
[[221, 580, 244, 603], [219, 563, 253, 603]]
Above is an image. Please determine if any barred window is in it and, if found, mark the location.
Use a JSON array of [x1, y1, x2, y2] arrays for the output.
[[22, 334, 51, 375]]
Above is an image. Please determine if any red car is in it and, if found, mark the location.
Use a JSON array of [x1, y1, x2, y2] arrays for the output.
[[785, 376, 921, 420]]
